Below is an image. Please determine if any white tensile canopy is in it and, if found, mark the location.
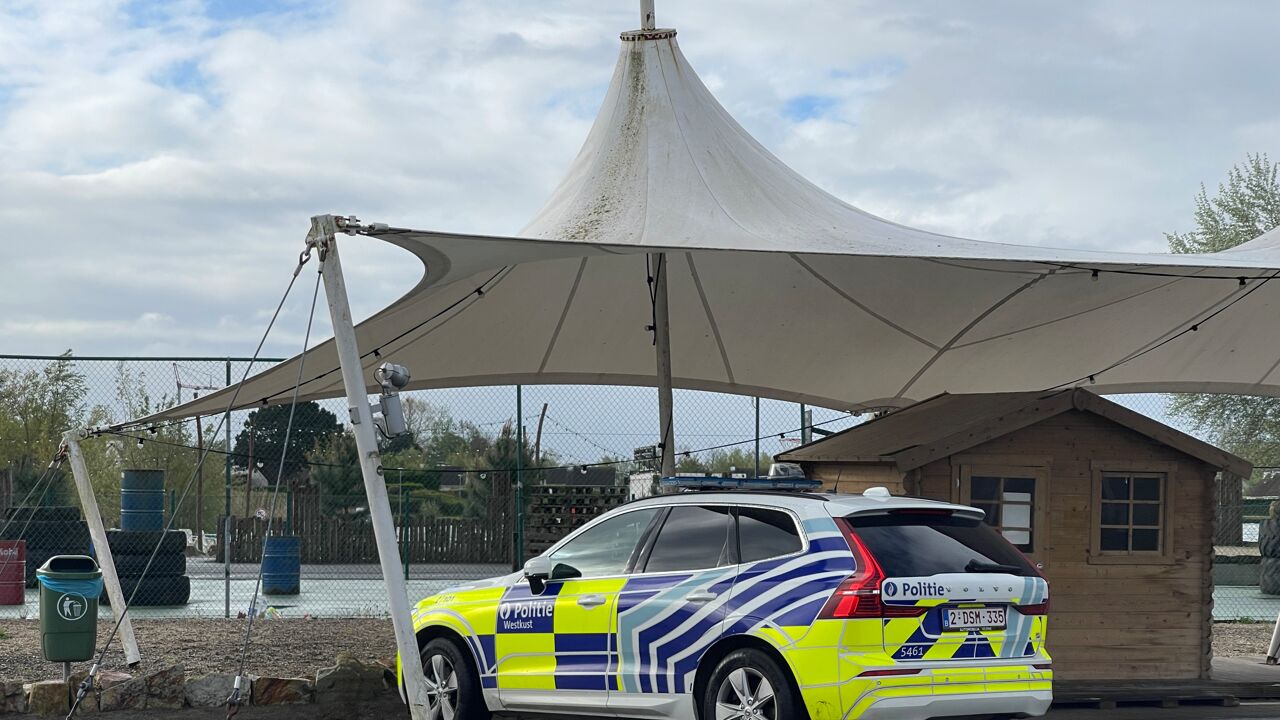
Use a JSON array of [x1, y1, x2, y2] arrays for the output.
[[145, 20, 1280, 439]]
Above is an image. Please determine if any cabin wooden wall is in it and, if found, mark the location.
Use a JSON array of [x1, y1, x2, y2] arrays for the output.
[[805, 462, 906, 494], [809, 409, 1214, 681]]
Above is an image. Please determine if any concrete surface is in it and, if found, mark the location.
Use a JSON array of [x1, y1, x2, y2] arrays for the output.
[[1214, 655, 1280, 684]]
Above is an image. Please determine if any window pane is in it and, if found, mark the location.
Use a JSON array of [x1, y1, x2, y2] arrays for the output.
[[644, 506, 733, 573], [1132, 529, 1160, 552], [1133, 477, 1162, 501], [1100, 528, 1129, 551], [1101, 503, 1129, 526], [738, 507, 802, 563], [1001, 503, 1031, 529], [551, 508, 660, 578], [1004, 476, 1035, 494], [971, 476, 1000, 500], [1133, 503, 1161, 527], [1003, 529, 1031, 549], [972, 503, 999, 526], [1102, 476, 1130, 500]]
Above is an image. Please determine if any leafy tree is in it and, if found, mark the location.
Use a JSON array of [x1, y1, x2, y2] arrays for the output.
[[232, 402, 341, 485], [307, 431, 364, 516], [0, 353, 88, 507], [1166, 154, 1280, 481]]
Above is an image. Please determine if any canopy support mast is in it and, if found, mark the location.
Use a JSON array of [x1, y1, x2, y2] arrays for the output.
[[310, 215, 431, 720], [63, 429, 141, 665], [650, 252, 676, 479], [641, 0, 655, 30]]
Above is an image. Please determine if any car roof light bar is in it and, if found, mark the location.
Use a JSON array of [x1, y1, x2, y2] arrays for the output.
[[660, 476, 824, 491]]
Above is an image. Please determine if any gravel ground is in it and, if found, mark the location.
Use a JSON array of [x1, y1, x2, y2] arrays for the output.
[[1215, 621, 1275, 656], [0, 618, 395, 683], [0, 618, 1270, 685]]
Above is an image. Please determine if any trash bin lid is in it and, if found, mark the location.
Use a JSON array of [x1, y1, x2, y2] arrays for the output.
[[37, 555, 99, 575]]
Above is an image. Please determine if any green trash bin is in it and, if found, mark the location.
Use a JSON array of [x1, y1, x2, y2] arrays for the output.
[[36, 555, 102, 662]]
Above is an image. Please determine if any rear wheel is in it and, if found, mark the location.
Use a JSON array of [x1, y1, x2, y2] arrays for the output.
[[702, 648, 801, 720], [419, 637, 489, 720]]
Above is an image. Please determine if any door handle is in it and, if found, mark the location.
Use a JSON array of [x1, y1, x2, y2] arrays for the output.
[[687, 591, 718, 603], [577, 593, 607, 608]]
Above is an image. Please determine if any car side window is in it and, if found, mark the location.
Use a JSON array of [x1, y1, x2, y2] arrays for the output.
[[737, 507, 803, 563], [642, 505, 734, 573], [548, 508, 660, 579]]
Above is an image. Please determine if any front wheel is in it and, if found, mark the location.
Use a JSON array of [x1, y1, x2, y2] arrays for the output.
[[419, 637, 490, 720], [701, 648, 802, 720]]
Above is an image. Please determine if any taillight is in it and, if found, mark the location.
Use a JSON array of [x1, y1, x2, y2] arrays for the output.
[[1014, 601, 1050, 615], [819, 518, 926, 620]]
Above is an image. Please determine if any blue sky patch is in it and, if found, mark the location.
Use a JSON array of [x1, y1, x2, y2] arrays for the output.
[[783, 94, 838, 121]]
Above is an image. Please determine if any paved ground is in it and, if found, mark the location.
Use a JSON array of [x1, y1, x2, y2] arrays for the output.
[[0, 560, 510, 619]]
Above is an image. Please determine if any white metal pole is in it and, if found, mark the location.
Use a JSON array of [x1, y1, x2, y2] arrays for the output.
[[312, 216, 430, 719], [650, 252, 676, 479], [1267, 609, 1280, 664], [63, 430, 141, 666], [641, 0, 656, 30]]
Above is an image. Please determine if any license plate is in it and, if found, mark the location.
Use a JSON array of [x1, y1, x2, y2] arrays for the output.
[[943, 606, 1006, 630]]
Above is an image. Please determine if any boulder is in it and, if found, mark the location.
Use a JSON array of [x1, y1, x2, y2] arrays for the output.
[[98, 676, 147, 712], [25, 680, 68, 717], [252, 676, 312, 705], [185, 673, 242, 708], [314, 654, 390, 704], [0, 681, 27, 715], [144, 664, 185, 709], [76, 671, 133, 715]]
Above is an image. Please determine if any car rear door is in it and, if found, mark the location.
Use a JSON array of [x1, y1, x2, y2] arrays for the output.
[[843, 512, 1049, 664], [610, 504, 736, 717]]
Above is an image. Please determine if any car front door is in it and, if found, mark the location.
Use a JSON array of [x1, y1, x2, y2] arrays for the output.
[[610, 504, 736, 718], [495, 507, 661, 714]]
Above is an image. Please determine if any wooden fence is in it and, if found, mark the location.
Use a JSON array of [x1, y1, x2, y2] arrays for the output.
[[218, 515, 512, 564]]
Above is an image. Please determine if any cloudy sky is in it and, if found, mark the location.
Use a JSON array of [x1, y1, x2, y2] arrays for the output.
[[2, 0, 1278, 360]]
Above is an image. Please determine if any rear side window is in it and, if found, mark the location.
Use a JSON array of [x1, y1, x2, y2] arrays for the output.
[[643, 506, 734, 573], [848, 513, 1037, 578], [737, 507, 803, 563]]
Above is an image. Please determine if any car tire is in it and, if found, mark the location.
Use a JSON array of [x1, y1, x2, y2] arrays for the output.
[[419, 637, 490, 720], [106, 529, 186, 555], [701, 648, 801, 720], [109, 552, 186, 578]]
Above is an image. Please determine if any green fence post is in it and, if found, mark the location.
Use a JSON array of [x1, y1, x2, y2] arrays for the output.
[[515, 385, 525, 569], [224, 359, 232, 620]]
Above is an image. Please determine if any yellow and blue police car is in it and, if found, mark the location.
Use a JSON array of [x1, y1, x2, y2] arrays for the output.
[[399, 480, 1050, 720]]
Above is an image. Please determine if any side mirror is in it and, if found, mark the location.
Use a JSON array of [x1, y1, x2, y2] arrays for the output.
[[523, 556, 551, 595]]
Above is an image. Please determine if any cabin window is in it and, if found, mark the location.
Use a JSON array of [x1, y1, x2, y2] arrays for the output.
[[957, 460, 1049, 559], [1089, 463, 1175, 563]]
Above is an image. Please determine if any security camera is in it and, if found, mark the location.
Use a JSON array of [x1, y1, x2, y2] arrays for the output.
[[376, 362, 411, 392]]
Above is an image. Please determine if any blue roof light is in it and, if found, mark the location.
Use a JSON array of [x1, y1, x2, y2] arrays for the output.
[[660, 476, 823, 491]]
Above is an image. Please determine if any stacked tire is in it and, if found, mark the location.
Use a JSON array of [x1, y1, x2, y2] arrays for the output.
[[1259, 507, 1280, 595], [0, 506, 91, 587], [102, 529, 191, 606]]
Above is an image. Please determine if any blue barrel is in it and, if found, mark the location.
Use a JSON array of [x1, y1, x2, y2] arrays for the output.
[[120, 470, 165, 531], [262, 536, 300, 596]]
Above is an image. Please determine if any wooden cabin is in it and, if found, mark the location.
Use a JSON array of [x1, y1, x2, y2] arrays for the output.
[[776, 388, 1252, 681]]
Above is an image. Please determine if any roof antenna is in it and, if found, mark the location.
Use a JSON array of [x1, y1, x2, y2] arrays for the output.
[[641, 0, 655, 30]]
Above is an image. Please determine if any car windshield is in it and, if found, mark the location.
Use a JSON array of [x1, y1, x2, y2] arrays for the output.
[[848, 512, 1038, 578]]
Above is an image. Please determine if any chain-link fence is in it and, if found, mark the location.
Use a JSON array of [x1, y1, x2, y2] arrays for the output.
[[0, 355, 1275, 623]]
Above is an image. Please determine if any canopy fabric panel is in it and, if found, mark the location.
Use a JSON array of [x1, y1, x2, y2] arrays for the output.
[[139, 28, 1280, 425]]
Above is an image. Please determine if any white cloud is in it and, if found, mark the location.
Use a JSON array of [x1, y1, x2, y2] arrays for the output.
[[1, 0, 1277, 357]]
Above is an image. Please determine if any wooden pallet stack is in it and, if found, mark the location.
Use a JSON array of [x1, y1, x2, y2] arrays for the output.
[[524, 483, 628, 558]]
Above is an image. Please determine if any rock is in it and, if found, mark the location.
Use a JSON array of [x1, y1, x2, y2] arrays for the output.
[[76, 671, 133, 715], [144, 664, 185, 709], [0, 681, 27, 714], [25, 680, 68, 717], [98, 676, 147, 712], [252, 676, 312, 705], [185, 673, 241, 708], [314, 654, 389, 704]]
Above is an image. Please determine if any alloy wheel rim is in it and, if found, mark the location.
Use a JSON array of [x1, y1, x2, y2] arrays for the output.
[[714, 666, 775, 720], [422, 652, 459, 720]]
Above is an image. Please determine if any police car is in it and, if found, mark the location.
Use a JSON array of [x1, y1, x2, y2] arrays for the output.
[[399, 480, 1050, 720]]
